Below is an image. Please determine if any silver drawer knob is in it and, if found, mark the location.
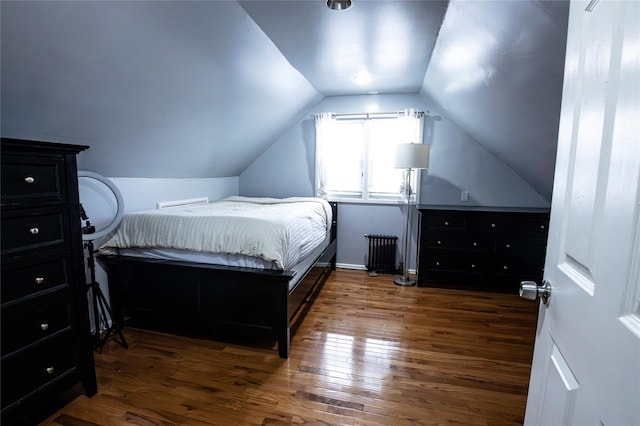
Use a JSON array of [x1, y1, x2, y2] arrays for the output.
[[41, 323, 49, 331], [505, 244, 511, 248], [444, 221, 449, 226], [35, 277, 45, 285], [46, 366, 55, 375], [30, 227, 39, 235], [24, 176, 35, 184], [491, 223, 496, 228], [473, 242, 478, 247], [471, 264, 476, 268], [503, 265, 508, 270], [437, 240, 442, 245]]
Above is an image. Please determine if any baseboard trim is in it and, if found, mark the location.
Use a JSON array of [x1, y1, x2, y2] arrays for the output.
[[335, 263, 416, 275], [336, 263, 367, 270]]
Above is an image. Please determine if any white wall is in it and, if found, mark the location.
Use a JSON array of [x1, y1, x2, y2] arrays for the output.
[[110, 177, 238, 213]]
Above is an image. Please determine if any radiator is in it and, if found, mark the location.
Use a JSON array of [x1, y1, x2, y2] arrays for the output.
[[365, 234, 398, 274]]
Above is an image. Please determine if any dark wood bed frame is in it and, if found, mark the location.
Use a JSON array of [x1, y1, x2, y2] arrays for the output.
[[97, 202, 337, 359]]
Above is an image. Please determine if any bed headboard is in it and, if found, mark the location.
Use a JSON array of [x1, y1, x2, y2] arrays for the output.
[[156, 197, 209, 209]]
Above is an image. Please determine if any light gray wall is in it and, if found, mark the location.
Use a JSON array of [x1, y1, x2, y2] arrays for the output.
[[419, 91, 551, 208], [240, 93, 550, 270], [107, 177, 238, 213]]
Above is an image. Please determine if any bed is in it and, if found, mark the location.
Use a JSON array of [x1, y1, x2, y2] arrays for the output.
[[97, 196, 337, 358]]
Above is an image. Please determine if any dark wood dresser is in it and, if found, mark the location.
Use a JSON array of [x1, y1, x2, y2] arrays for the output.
[[417, 206, 550, 293], [1, 138, 97, 424]]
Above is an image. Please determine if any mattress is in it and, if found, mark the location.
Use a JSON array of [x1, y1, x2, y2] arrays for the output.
[[99, 196, 332, 271], [115, 236, 331, 292]]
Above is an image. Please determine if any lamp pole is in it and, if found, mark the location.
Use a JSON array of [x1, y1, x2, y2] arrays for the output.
[[394, 168, 415, 286]]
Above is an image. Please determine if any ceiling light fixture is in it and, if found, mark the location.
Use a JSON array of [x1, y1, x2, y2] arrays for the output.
[[327, 0, 352, 11], [353, 70, 372, 84]]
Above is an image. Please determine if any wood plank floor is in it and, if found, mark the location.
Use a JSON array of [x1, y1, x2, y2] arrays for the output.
[[42, 269, 539, 425]]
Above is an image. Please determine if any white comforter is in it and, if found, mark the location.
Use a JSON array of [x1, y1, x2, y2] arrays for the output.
[[99, 196, 332, 270]]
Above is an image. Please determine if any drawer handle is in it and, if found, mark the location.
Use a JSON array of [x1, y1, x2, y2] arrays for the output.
[[473, 242, 478, 247], [435, 261, 440, 266], [540, 225, 545, 229], [35, 277, 45, 285], [503, 265, 509, 270], [24, 176, 35, 184], [471, 264, 476, 269], [491, 223, 496, 228], [30, 227, 40, 235], [437, 240, 442, 245], [41, 323, 49, 331], [46, 366, 55, 375], [505, 244, 511, 248]]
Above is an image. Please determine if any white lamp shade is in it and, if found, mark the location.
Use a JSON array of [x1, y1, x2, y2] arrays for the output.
[[394, 143, 430, 169]]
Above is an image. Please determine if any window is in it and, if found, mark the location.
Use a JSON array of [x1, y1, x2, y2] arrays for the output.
[[315, 109, 424, 203]]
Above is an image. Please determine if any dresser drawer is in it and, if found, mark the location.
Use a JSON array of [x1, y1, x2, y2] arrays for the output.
[[1, 208, 67, 256], [1, 255, 71, 305], [424, 234, 489, 251], [472, 215, 520, 234], [423, 250, 490, 273], [423, 211, 467, 230], [493, 255, 545, 275], [1, 155, 66, 207], [2, 298, 73, 356], [519, 217, 549, 236], [494, 238, 547, 257], [473, 213, 549, 236], [1, 332, 77, 409]]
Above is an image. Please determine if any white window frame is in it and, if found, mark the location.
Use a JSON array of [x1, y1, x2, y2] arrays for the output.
[[315, 110, 425, 204]]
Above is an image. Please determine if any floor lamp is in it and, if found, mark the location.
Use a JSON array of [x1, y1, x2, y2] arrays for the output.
[[394, 143, 430, 286]]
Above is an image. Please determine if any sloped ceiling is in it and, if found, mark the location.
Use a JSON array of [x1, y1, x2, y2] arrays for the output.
[[1, 0, 569, 199], [421, 0, 569, 200], [0, 1, 321, 178]]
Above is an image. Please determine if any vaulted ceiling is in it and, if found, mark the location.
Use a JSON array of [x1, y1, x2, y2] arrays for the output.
[[0, 0, 569, 200]]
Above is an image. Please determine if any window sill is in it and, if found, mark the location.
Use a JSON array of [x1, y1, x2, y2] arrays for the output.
[[327, 198, 415, 206]]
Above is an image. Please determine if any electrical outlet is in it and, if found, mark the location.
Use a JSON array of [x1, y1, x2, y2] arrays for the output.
[[461, 191, 469, 202]]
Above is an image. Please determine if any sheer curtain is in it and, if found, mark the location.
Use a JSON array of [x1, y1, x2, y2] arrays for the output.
[[314, 112, 335, 199], [399, 108, 424, 145], [398, 109, 424, 200]]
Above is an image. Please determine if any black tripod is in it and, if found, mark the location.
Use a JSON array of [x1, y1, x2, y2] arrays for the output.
[[84, 239, 128, 353]]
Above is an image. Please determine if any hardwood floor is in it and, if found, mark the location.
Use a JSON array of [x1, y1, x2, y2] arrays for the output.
[[42, 269, 539, 425]]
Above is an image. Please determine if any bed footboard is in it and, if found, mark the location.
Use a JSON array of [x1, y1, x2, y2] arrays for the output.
[[98, 239, 336, 358]]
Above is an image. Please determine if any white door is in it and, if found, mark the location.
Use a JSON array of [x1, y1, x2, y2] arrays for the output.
[[524, 1, 640, 425]]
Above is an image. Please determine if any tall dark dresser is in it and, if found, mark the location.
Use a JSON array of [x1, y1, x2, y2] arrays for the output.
[[1, 138, 97, 424]]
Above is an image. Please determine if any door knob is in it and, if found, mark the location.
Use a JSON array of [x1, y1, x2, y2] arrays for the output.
[[520, 280, 551, 306]]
